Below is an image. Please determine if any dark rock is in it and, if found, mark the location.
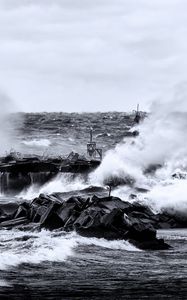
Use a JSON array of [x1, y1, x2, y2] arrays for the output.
[[0, 202, 19, 215], [12, 202, 30, 219], [126, 221, 156, 241], [172, 172, 187, 179], [130, 238, 170, 250], [0, 154, 101, 195], [156, 212, 187, 229], [29, 194, 63, 229], [0, 217, 29, 228], [130, 202, 154, 217], [144, 164, 162, 175], [135, 187, 149, 193], [103, 175, 135, 187], [0, 192, 172, 250]]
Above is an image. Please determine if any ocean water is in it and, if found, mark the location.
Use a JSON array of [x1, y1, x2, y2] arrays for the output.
[[0, 112, 187, 299]]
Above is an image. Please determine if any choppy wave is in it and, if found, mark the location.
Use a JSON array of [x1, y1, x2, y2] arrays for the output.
[[22, 139, 51, 147], [19, 173, 89, 200], [0, 230, 76, 270], [0, 229, 139, 270], [89, 94, 187, 217]]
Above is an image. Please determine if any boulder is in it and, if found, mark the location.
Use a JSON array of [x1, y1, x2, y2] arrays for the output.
[[29, 194, 63, 229], [0, 217, 29, 228], [12, 202, 30, 219], [91, 196, 133, 213], [0, 192, 172, 250], [103, 175, 135, 187]]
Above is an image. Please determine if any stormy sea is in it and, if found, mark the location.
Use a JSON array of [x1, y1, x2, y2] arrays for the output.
[[0, 110, 187, 299]]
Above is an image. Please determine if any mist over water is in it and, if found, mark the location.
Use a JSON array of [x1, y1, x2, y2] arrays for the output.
[[0, 107, 187, 297], [88, 89, 187, 215], [0, 92, 19, 154]]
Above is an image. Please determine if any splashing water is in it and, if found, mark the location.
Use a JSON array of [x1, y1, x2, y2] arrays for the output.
[[22, 139, 51, 147], [19, 173, 89, 200], [0, 229, 139, 270], [90, 88, 187, 215]]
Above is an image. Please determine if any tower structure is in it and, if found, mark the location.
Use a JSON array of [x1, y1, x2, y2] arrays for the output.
[[134, 104, 141, 124], [87, 128, 102, 160]]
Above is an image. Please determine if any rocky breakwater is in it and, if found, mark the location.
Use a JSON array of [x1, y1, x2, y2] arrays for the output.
[[0, 192, 171, 250], [0, 152, 100, 194]]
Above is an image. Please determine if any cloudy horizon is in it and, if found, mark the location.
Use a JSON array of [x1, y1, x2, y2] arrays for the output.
[[0, 0, 187, 112]]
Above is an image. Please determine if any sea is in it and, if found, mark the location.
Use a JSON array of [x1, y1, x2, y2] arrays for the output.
[[0, 112, 186, 299]]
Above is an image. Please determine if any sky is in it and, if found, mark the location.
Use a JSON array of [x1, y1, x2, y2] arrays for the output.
[[0, 0, 186, 112]]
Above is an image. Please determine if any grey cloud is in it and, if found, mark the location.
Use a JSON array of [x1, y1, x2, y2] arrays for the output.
[[0, 0, 186, 112]]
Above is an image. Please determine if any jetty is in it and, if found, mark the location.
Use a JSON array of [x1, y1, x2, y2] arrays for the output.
[[0, 130, 102, 194]]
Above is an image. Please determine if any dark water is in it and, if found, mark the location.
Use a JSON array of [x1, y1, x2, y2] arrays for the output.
[[0, 112, 186, 299], [0, 230, 186, 299], [11, 112, 136, 156]]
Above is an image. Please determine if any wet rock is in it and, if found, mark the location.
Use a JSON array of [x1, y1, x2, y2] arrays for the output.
[[172, 172, 187, 179], [103, 175, 135, 187], [12, 202, 30, 219], [156, 212, 187, 229], [144, 164, 162, 175], [130, 238, 170, 250], [134, 187, 150, 193], [29, 194, 63, 229], [0, 202, 19, 215], [0, 154, 101, 194], [0, 217, 29, 228], [0, 193, 172, 250], [90, 196, 133, 216], [130, 202, 155, 217]]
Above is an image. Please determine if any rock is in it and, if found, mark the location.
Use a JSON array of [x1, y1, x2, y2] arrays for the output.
[[0, 217, 29, 228], [29, 194, 63, 229], [0, 154, 101, 195], [134, 187, 149, 193], [144, 164, 162, 175], [0, 192, 172, 250], [172, 172, 187, 179], [130, 238, 170, 250], [0, 202, 19, 215], [156, 212, 187, 229], [12, 202, 30, 219], [92, 196, 133, 213], [103, 175, 135, 187], [130, 202, 155, 217], [126, 221, 156, 241]]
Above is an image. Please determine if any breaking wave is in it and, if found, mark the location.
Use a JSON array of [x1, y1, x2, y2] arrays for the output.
[[89, 88, 187, 216], [0, 229, 139, 270], [19, 173, 89, 200], [22, 139, 51, 147]]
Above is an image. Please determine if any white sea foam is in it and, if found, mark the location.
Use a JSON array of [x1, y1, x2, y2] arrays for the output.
[[0, 230, 76, 270], [91, 89, 187, 183], [22, 139, 51, 147], [19, 173, 88, 200], [141, 179, 187, 216], [76, 236, 140, 252], [0, 230, 139, 270], [90, 88, 187, 215]]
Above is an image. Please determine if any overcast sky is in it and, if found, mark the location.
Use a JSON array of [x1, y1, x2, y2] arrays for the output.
[[0, 0, 186, 112]]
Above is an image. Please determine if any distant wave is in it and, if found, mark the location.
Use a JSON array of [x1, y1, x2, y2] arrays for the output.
[[22, 139, 51, 147], [96, 133, 111, 138]]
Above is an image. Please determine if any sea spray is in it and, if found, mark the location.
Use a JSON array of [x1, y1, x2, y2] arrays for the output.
[[88, 87, 187, 218], [90, 88, 187, 187], [22, 139, 51, 147], [0, 91, 19, 154], [0, 229, 138, 270], [19, 173, 88, 200]]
